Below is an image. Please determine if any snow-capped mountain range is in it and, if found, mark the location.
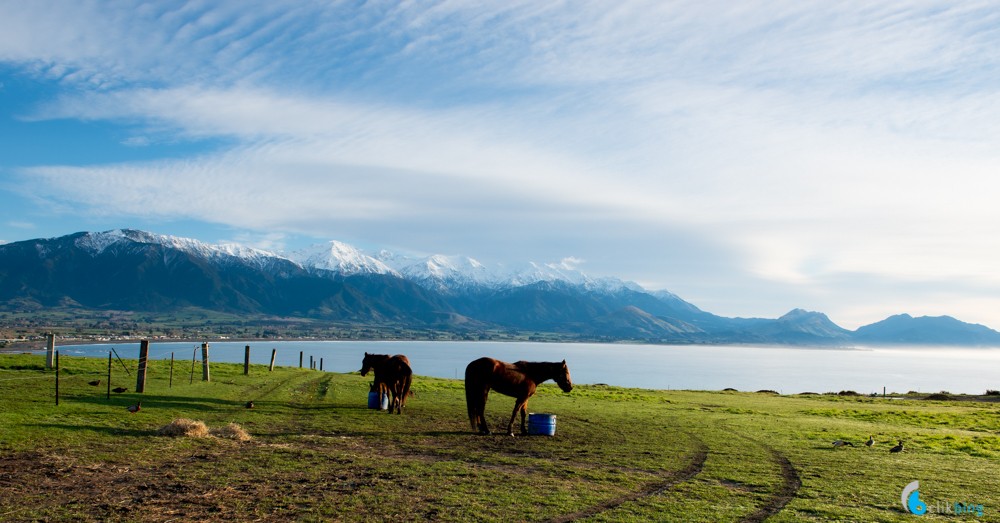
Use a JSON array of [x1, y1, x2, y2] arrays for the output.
[[94, 228, 640, 294], [74, 229, 284, 272], [67, 229, 646, 298], [5, 229, 1000, 345]]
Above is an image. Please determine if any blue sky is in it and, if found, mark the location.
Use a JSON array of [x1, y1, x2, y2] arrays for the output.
[[2, 1, 1000, 330]]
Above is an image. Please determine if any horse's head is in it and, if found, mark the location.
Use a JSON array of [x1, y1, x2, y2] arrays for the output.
[[360, 352, 390, 376], [360, 352, 374, 376], [555, 360, 573, 392]]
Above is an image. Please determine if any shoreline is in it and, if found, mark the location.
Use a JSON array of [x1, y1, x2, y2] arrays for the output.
[[2, 347, 998, 402], [5, 335, 1000, 354]]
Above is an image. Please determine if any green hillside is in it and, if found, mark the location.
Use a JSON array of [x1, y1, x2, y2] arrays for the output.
[[0, 352, 997, 521]]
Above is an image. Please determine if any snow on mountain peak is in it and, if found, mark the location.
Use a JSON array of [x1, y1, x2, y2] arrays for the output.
[[75, 229, 211, 256], [74, 229, 129, 254], [74, 230, 289, 270], [73, 230, 647, 293], [413, 254, 488, 279], [290, 241, 397, 276]]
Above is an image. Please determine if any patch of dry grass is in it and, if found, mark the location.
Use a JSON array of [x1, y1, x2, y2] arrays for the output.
[[157, 418, 210, 438], [157, 419, 251, 441], [211, 422, 251, 441]]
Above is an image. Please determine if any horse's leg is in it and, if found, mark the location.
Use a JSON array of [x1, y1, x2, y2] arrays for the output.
[[398, 373, 412, 414], [477, 388, 491, 434], [393, 379, 405, 414], [507, 397, 528, 436], [519, 400, 529, 435]]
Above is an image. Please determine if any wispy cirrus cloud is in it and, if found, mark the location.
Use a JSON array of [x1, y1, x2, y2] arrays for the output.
[[4, 1, 1000, 328]]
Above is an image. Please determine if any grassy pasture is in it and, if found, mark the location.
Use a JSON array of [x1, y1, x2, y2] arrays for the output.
[[0, 352, 997, 522]]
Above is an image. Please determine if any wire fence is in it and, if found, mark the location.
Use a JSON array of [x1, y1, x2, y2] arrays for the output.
[[2, 341, 328, 406]]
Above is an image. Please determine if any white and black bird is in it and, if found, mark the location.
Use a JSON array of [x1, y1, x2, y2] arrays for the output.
[[889, 440, 904, 453], [832, 439, 854, 448], [865, 435, 874, 448]]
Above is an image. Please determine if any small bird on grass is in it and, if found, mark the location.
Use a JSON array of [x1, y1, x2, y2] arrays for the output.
[[889, 440, 904, 453], [112, 387, 128, 393], [865, 435, 874, 448], [126, 401, 141, 414], [832, 439, 854, 447], [87, 379, 101, 386], [245, 400, 254, 409]]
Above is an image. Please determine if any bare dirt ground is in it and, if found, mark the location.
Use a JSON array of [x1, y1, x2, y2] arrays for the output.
[[1, 447, 269, 522]]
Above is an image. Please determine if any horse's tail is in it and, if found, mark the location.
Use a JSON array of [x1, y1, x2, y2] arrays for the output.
[[465, 374, 478, 431], [465, 359, 489, 431], [398, 364, 413, 410]]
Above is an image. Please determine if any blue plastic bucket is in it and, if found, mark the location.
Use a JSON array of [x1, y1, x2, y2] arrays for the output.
[[368, 391, 389, 410], [527, 413, 557, 436]]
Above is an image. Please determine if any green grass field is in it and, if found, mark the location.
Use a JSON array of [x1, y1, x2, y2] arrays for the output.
[[1, 352, 997, 522]]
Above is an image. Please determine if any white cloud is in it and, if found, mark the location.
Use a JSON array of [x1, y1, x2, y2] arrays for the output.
[[222, 231, 289, 254], [550, 257, 585, 272], [5, 1, 1000, 328]]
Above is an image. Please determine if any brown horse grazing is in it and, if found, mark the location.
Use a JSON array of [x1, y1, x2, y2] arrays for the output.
[[360, 353, 413, 414], [465, 357, 573, 436]]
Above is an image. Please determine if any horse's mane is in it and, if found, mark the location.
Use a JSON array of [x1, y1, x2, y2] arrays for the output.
[[513, 360, 564, 380]]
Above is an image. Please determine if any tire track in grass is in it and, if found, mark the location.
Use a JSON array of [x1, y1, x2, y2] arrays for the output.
[[739, 442, 801, 523], [547, 433, 709, 523]]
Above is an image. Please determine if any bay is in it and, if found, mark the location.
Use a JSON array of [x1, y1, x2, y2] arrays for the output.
[[44, 341, 1000, 395]]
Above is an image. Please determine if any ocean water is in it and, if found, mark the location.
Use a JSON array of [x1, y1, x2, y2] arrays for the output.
[[45, 340, 1000, 395]]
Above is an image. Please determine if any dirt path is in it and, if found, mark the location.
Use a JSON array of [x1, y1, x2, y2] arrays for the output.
[[546, 433, 709, 523]]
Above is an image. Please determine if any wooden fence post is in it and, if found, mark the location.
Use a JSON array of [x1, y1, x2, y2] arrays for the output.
[[54, 350, 60, 406], [269, 349, 276, 372], [46, 333, 55, 369], [170, 352, 174, 388], [201, 342, 211, 382], [244, 345, 251, 376], [135, 340, 149, 393], [299, 351, 303, 368], [320, 358, 323, 371]]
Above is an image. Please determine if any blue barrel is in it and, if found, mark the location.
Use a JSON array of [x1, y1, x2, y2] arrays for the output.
[[527, 413, 557, 436], [368, 391, 389, 410]]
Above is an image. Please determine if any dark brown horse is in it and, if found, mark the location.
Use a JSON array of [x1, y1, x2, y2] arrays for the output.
[[360, 353, 413, 414], [465, 357, 572, 435]]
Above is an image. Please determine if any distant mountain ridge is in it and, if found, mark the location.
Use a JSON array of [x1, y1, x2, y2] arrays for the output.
[[2, 229, 999, 346]]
